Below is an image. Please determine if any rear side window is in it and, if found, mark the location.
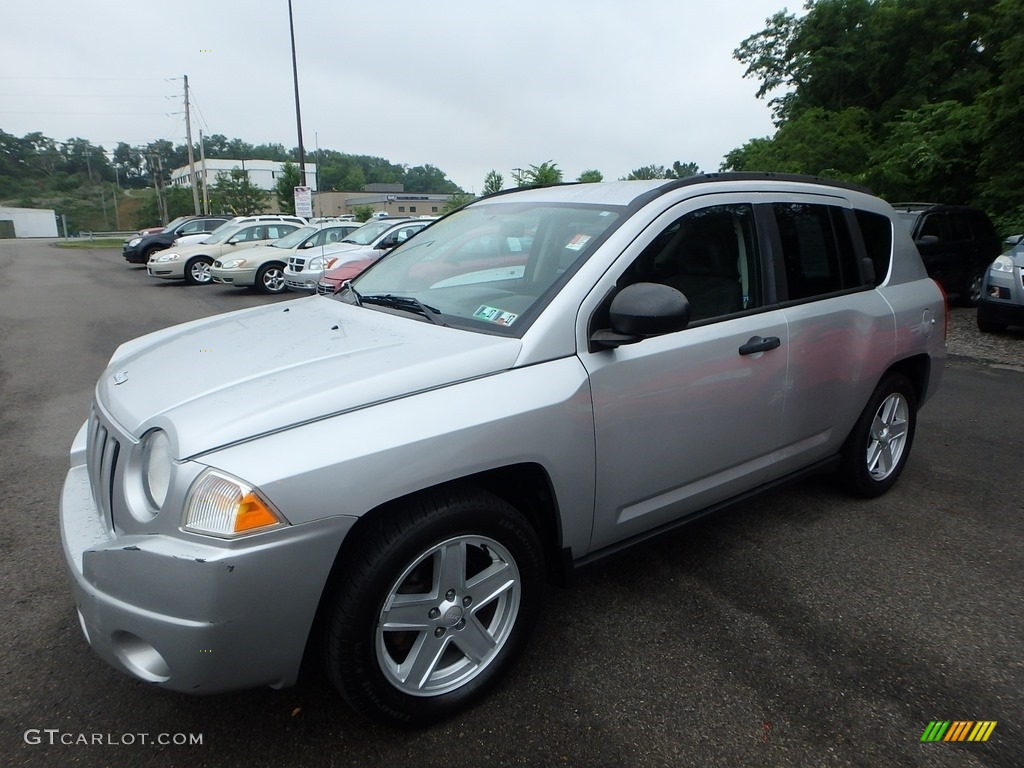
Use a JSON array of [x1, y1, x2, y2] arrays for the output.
[[772, 203, 859, 300], [854, 210, 892, 285]]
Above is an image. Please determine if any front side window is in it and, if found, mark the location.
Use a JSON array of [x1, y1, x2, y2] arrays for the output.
[[345, 202, 622, 335], [620, 204, 761, 323]]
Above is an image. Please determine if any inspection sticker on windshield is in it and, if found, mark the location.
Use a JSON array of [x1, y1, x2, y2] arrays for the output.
[[564, 233, 591, 251], [474, 305, 518, 326]]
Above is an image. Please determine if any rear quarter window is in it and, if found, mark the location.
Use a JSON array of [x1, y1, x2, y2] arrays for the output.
[[855, 210, 892, 286]]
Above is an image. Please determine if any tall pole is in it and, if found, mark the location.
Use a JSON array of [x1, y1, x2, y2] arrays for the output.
[[199, 129, 209, 215], [287, 0, 307, 186], [183, 74, 201, 215]]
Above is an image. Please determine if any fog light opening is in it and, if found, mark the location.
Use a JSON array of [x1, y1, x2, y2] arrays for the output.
[[112, 631, 171, 682]]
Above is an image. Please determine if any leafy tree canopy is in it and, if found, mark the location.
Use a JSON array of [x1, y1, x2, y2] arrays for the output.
[[728, 0, 1023, 231], [274, 160, 303, 215]]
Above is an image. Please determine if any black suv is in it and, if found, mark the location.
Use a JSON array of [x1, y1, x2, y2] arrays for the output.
[[893, 203, 1001, 306], [123, 215, 232, 264]]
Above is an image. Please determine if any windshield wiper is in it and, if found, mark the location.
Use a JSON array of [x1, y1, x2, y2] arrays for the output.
[[360, 293, 445, 325]]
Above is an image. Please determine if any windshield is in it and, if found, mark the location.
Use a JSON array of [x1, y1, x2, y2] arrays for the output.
[[342, 202, 621, 335], [342, 220, 403, 245], [894, 212, 918, 233], [272, 225, 318, 249], [203, 223, 247, 244], [161, 216, 189, 233]]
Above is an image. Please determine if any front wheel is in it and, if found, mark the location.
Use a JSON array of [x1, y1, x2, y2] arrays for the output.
[[323, 487, 543, 725], [960, 269, 985, 307], [839, 374, 917, 498], [184, 256, 213, 285], [255, 262, 287, 294]]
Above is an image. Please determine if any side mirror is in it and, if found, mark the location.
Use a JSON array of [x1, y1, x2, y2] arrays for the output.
[[590, 282, 691, 350], [915, 234, 940, 247], [379, 238, 398, 249]]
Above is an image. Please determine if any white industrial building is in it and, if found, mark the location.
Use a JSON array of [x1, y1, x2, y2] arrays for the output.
[[0, 206, 59, 238], [170, 159, 318, 192]]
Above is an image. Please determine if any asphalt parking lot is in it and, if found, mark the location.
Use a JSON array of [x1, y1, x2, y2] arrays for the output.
[[0, 239, 1021, 768]]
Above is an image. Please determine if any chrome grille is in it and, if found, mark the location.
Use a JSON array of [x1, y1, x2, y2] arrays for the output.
[[86, 408, 120, 526], [316, 282, 332, 295]]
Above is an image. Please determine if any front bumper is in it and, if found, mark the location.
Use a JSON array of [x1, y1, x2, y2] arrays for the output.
[[283, 271, 319, 292], [147, 260, 185, 279], [123, 246, 145, 264], [59, 421, 356, 694], [210, 267, 257, 286]]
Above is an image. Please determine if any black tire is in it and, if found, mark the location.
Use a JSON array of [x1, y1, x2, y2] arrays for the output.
[[184, 256, 213, 285], [959, 269, 985, 307], [141, 245, 162, 263], [839, 374, 917, 498], [255, 262, 287, 294], [976, 303, 1006, 334], [323, 486, 543, 726]]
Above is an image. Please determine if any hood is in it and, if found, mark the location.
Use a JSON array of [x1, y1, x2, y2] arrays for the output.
[[98, 297, 522, 457]]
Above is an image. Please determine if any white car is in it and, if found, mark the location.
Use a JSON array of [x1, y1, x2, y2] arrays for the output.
[[283, 218, 431, 292], [172, 215, 307, 248], [147, 221, 299, 284], [209, 222, 362, 294]]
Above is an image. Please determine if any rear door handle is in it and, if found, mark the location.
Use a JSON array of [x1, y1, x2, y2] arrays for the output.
[[738, 335, 781, 355]]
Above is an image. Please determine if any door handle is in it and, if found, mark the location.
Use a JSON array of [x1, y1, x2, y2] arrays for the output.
[[738, 335, 781, 355]]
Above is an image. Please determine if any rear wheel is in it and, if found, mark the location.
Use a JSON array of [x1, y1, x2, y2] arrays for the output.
[[960, 269, 985, 307], [184, 256, 213, 285], [322, 487, 543, 725], [839, 374, 917, 498], [255, 262, 287, 294]]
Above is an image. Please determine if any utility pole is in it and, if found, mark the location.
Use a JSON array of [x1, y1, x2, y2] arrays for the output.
[[183, 74, 202, 215], [199, 129, 209, 215], [287, 0, 307, 186]]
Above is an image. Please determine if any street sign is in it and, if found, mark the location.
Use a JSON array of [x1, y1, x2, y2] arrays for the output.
[[294, 186, 312, 218]]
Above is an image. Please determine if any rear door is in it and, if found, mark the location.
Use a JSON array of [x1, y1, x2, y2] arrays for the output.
[[763, 195, 896, 478]]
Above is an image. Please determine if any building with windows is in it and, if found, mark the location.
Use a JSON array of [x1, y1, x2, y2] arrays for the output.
[[170, 159, 318, 192], [316, 184, 463, 218]]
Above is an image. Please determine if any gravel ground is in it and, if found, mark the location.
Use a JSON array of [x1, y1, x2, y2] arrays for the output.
[[946, 306, 1024, 369]]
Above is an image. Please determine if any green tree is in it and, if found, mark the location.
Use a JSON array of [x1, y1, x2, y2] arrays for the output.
[[209, 168, 267, 215], [513, 161, 562, 187], [622, 165, 674, 180], [352, 204, 375, 222], [722, 107, 873, 180], [441, 192, 474, 213], [274, 160, 303, 215], [482, 170, 504, 195], [133, 186, 194, 228], [577, 169, 603, 183], [672, 161, 702, 178], [404, 164, 461, 193]]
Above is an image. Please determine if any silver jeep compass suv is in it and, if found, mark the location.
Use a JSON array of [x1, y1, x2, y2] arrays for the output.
[[60, 174, 945, 725]]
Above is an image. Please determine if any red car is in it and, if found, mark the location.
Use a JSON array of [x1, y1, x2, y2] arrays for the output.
[[316, 255, 380, 295]]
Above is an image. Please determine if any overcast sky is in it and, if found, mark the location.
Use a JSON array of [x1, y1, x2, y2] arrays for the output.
[[1, 0, 788, 192]]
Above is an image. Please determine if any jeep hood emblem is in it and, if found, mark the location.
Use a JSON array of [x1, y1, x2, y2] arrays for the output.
[[112, 370, 129, 385]]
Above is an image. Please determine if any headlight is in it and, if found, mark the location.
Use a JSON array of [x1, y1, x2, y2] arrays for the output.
[[140, 430, 172, 509], [308, 256, 324, 270], [990, 255, 1014, 273], [183, 470, 284, 538], [128, 238, 142, 247], [154, 253, 180, 262], [220, 258, 247, 269]]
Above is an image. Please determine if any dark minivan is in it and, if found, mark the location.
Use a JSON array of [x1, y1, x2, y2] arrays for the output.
[[893, 203, 1001, 306]]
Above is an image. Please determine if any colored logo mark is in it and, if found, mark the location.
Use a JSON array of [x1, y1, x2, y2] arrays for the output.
[[921, 721, 997, 742]]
